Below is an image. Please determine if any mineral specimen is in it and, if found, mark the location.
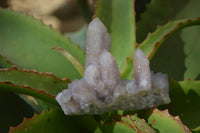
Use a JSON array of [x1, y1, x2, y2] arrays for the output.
[[56, 18, 170, 115]]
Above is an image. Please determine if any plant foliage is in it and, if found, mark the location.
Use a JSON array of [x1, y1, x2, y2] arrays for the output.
[[0, 0, 200, 132]]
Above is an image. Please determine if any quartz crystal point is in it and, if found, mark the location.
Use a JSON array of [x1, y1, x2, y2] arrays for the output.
[[56, 18, 170, 115], [86, 18, 111, 67], [133, 48, 151, 90]]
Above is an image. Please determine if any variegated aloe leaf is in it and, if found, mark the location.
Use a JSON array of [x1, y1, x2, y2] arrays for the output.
[[95, 0, 136, 76], [96, 114, 155, 133], [0, 66, 69, 104], [9, 109, 99, 133], [0, 8, 85, 80], [147, 108, 191, 133]]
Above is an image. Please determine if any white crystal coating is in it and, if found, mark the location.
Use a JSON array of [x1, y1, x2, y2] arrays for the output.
[[56, 18, 170, 115], [99, 50, 121, 89], [133, 48, 151, 90], [86, 17, 111, 67]]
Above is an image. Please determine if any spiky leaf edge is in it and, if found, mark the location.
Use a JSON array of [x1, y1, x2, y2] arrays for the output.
[[121, 17, 200, 79], [0, 66, 71, 105], [148, 108, 191, 133]]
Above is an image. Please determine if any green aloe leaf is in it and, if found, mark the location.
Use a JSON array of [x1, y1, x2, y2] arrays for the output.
[[139, 18, 200, 60], [147, 108, 191, 133], [120, 115, 156, 133], [95, 0, 136, 74], [18, 95, 47, 113], [0, 82, 57, 105], [97, 114, 155, 133], [191, 126, 200, 133], [182, 25, 200, 80], [121, 18, 200, 79], [0, 8, 85, 80], [0, 67, 70, 104], [0, 67, 69, 95], [136, 0, 200, 80], [97, 122, 137, 133], [136, 0, 192, 43], [168, 80, 200, 129], [9, 109, 99, 133], [52, 47, 84, 77], [0, 55, 12, 68], [136, 0, 199, 43]]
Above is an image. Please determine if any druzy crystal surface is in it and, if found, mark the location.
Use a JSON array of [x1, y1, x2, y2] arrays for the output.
[[56, 18, 170, 115]]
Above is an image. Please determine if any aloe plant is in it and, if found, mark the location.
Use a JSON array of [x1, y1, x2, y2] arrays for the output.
[[0, 0, 200, 132]]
